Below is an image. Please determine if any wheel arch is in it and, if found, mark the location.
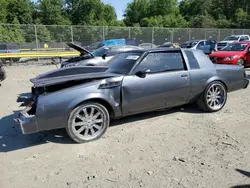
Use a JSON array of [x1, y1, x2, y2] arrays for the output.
[[75, 98, 115, 118], [205, 77, 228, 92], [68, 95, 122, 119]]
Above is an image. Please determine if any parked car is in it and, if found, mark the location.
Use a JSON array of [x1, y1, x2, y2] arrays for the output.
[[181, 39, 217, 55], [16, 48, 249, 143], [84, 39, 126, 51], [157, 42, 180, 48], [125, 38, 140, 46], [0, 43, 20, 63], [209, 41, 250, 67], [157, 42, 175, 48], [85, 38, 140, 51], [217, 35, 250, 50], [60, 43, 142, 68], [139, 43, 157, 49], [0, 64, 6, 84]]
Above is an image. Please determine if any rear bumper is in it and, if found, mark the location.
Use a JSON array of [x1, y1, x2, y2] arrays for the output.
[[15, 111, 38, 134]]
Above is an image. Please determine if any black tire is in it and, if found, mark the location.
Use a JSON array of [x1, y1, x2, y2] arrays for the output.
[[66, 102, 110, 143], [196, 81, 227, 112]]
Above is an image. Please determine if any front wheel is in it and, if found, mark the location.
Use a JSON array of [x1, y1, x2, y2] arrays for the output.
[[66, 102, 110, 143], [237, 58, 245, 66], [197, 81, 227, 112]]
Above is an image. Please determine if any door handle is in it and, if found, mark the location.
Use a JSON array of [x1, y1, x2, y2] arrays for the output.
[[181, 74, 188, 78]]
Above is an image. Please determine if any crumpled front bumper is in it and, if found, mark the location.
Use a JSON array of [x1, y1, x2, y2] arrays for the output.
[[15, 111, 38, 134], [15, 94, 38, 134]]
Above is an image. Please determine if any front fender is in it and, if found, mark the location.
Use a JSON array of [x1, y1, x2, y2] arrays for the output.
[[67, 92, 122, 118]]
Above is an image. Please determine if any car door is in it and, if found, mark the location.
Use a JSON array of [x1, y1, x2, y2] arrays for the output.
[[121, 51, 191, 115]]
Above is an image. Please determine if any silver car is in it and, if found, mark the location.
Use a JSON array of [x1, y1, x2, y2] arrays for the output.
[[16, 48, 249, 143], [61, 43, 142, 68]]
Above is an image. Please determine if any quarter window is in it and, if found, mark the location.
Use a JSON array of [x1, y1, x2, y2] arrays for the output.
[[134, 52, 185, 73], [185, 50, 200, 69]]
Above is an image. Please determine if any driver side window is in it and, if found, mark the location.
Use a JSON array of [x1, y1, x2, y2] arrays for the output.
[[133, 52, 185, 73]]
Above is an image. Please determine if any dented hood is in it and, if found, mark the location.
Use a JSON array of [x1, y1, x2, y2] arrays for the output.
[[30, 66, 120, 87]]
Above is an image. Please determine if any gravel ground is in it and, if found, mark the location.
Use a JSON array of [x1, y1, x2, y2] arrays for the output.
[[0, 65, 250, 188]]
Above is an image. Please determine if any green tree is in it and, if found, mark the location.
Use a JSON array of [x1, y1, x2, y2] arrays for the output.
[[38, 0, 71, 25], [124, 0, 186, 27], [0, 0, 8, 23], [10, 17, 25, 43], [0, 25, 11, 42], [65, 0, 117, 26], [232, 8, 250, 28], [6, 0, 34, 24], [190, 13, 216, 28], [124, 0, 150, 26], [179, 0, 250, 28]]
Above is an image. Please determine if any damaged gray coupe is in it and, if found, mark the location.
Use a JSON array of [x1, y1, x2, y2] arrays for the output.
[[16, 48, 249, 143]]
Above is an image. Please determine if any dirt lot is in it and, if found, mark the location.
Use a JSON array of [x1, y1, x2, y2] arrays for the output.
[[0, 64, 250, 188]]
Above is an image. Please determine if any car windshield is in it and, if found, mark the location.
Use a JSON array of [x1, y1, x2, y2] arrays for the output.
[[221, 43, 248, 51], [224, 36, 239, 41], [107, 52, 143, 74], [91, 47, 109, 57]]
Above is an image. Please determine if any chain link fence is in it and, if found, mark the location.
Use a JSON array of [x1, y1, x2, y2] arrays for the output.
[[1, 24, 250, 50]]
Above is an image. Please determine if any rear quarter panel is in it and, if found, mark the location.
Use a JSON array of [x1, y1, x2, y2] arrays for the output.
[[215, 64, 245, 92], [182, 49, 231, 101]]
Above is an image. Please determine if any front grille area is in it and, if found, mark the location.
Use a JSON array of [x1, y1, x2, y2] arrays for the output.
[[218, 42, 227, 46], [217, 43, 227, 49], [210, 57, 224, 63]]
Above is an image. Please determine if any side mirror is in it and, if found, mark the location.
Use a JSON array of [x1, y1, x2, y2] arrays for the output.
[[135, 69, 150, 78], [102, 53, 107, 60]]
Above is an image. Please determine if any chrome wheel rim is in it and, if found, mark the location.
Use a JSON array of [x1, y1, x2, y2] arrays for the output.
[[72, 105, 105, 140], [206, 84, 226, 111]]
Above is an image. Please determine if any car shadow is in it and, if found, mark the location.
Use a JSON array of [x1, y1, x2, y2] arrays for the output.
[[0, 113, 74, 153], [0, 104, 204, 152], [111, 103, 203, 127], [230, 169, 250, 188]]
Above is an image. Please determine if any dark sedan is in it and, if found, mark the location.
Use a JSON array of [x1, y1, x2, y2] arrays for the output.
[[16, 48, 249, 143]]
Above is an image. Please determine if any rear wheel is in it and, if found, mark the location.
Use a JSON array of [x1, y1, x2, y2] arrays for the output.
[[197, 81, 227, 112], [66, 102, 110, 143]]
